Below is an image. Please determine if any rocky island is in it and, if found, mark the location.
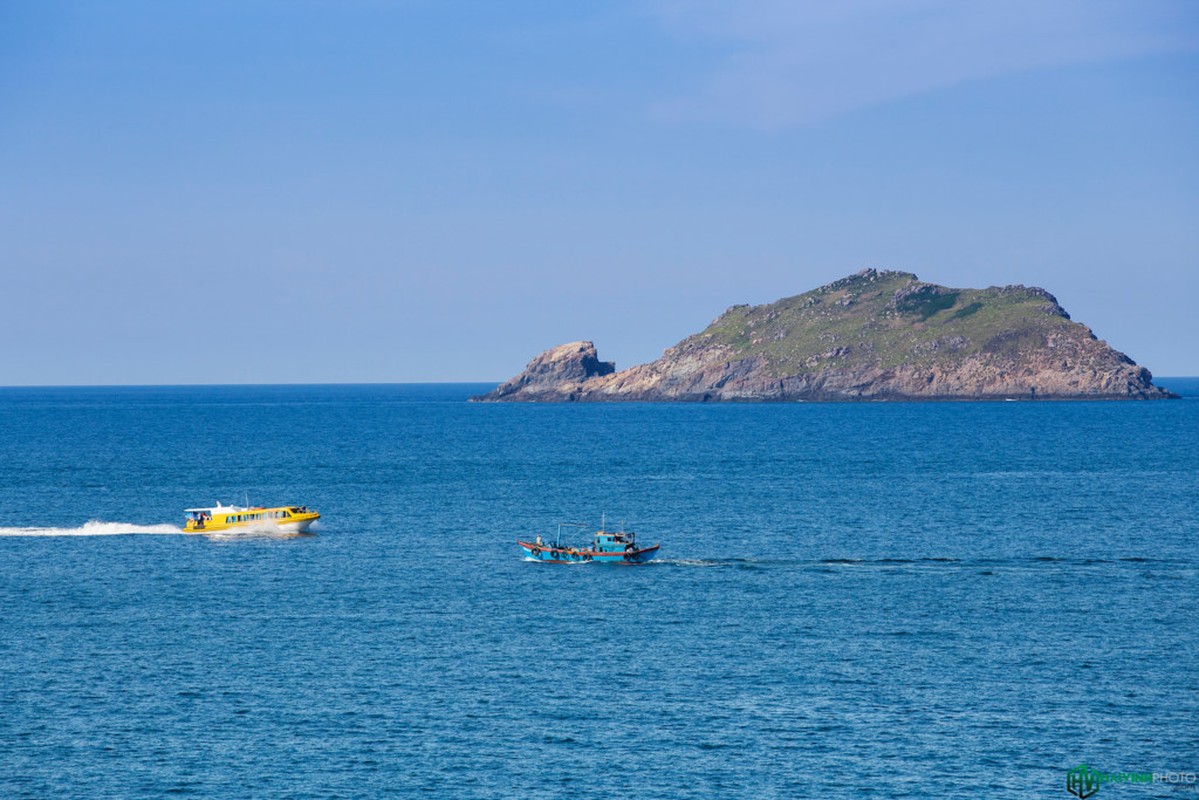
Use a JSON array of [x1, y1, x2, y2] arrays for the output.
[[473, 270, 1174, 402]]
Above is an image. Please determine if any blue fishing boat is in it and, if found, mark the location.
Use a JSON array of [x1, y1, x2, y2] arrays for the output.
[[518, 519, 660, 564]]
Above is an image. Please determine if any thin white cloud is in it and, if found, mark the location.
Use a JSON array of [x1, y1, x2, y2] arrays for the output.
[[651, 0, 1199, 128]]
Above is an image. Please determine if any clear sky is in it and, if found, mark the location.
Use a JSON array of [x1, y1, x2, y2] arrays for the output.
[[2, 1, 1197, 384]]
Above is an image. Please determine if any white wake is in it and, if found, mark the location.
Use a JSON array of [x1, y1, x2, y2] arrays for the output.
[[0, 520, 184, 537]]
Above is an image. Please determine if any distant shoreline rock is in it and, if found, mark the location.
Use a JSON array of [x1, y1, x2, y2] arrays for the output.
[[472, 270, 1176, 402]]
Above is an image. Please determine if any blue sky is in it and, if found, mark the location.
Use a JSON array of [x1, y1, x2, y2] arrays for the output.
[[1, 0, 1196, 384]]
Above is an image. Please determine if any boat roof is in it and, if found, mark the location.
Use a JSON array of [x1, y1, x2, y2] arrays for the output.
[[185, 502, 304, 513], [185, 504, 244, 513]]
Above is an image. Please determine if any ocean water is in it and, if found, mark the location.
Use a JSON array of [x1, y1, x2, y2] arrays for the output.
[[1, 381, 1197, 799]]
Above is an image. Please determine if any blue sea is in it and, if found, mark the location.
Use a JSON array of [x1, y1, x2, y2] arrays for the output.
[[2, 381, 1198, 799]]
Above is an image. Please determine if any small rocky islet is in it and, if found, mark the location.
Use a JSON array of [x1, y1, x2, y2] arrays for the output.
[[474, 269, 1174, 402]]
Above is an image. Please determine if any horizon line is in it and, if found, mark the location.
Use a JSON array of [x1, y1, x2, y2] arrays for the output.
[[0, 381, 505, 389], [1, 377, 1197, 390]]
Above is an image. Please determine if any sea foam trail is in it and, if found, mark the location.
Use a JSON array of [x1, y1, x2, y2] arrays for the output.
[[0, 521, 183, 537]]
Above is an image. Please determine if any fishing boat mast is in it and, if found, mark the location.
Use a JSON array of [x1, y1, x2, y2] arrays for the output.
[[554, 521, 590, 549]]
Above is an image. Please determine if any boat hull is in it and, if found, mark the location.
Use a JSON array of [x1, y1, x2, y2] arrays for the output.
[[273, 517, 317, 534], [518, 540, 659, 564]]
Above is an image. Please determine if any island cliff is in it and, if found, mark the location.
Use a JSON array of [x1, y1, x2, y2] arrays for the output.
[[473, 270, 1174, 402]]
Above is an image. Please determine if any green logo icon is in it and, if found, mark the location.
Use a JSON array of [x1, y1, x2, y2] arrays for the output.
[[1067, 764, 1101, 798]]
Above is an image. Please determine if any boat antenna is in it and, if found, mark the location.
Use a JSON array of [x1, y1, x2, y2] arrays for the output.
[[601, 512, 606, 533]]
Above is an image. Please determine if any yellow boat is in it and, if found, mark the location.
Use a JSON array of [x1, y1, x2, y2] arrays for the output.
[[184, 502, 319, 534]]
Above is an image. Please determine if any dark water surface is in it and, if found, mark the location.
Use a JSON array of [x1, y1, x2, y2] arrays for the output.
[[1, 382, 1197, 798]]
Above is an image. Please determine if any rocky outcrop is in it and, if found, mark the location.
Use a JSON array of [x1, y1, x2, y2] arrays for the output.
[[472, 270, 1175, 402], [481, 341, 615, 401]]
